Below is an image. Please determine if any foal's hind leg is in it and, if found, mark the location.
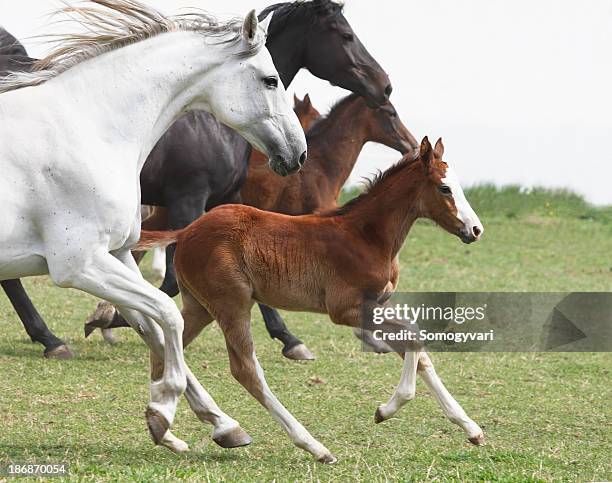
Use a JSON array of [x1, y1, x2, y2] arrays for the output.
[[149, 284, 252, 449], [258, 304, 315, 361], [218, 310, 335, 463]]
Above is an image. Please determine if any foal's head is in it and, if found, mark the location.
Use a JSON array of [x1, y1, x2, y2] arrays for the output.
[[415, 137, 483, 244], [293, 94, 321, 131]]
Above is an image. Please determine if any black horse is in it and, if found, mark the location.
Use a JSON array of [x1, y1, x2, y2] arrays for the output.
[[5, 0, 392, 359]]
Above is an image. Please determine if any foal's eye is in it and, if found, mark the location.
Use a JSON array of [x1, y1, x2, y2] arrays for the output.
[[263, 76, 278, 89], [342, 33, 354, 41], [439, 185, 452, 195]]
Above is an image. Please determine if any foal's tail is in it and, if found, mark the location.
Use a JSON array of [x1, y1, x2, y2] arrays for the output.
[[136, 230, 180, 251]]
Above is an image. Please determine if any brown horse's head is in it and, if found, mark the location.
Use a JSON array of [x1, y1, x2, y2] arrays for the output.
[[416, 137, 483, 244], [365, 101, 419, 157], [293, 94, 321, 132]]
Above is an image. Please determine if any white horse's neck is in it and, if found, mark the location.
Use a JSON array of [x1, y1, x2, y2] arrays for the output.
[[46, 31, 224, 166]]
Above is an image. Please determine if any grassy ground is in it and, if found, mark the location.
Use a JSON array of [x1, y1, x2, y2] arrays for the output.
[[0, 187, 610, 481]]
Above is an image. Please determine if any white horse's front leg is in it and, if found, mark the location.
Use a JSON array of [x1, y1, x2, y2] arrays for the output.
[[417, 353, 484, 444], [47, 248, 187, 445], [114, 250, 249, 451], [375, 351, 418, 422]]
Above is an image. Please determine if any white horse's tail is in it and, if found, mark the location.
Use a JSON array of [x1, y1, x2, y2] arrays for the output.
[[136, 230, 179, 251]]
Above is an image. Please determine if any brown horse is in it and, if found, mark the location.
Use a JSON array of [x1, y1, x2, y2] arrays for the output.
[[137, 137, 485, 463], [241, 93, 418, 215]]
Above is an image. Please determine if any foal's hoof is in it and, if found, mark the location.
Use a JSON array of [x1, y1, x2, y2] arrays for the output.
[[283, 343, 315, 361], [212, 426, 253, 448], [468, 433, 486, 446], [44, 344, 74, 360], [145, 407, 170, 446], [317, 453, 338, 464]]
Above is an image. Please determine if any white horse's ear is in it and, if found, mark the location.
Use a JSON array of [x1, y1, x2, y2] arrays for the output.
[[242, 9, 259, 43], [259, 11, 274, 36]]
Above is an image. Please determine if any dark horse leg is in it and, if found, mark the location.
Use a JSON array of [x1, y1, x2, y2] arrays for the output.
[[258, 304, 315, 360], [1, 279, 73, 359]]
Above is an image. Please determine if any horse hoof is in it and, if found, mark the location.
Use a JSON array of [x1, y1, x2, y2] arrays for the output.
[[468, 433, 485, 446], [374, 407, 387, 424], [212, 426, 253, 448], [283, 343, 315, 361], [145, 407, 170, 446], [161, 431, 190, 454], [317, 453, 338, 464], [101, 328, 117, 345], [44, 345, 74, 360]]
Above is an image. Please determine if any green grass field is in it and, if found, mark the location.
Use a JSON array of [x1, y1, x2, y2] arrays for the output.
[[0, 186, 610, 481]]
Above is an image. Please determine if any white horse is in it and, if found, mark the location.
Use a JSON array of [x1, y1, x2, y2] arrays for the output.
[[0, 0, 306, 452]]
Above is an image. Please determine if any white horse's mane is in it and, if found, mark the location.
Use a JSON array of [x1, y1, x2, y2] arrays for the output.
[[0, 0, 264, 93]]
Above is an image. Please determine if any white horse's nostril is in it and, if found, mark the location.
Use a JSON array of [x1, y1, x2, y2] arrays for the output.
[[473, 226, 482, 237]]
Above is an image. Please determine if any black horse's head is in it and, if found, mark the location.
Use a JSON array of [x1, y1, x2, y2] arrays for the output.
[[0, 27, 28, 57], [261, 1, 392, 107]]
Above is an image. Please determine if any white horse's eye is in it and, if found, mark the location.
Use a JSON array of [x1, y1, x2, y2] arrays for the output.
[[439, 185, 452, 195], [263, 76, 278, 89]]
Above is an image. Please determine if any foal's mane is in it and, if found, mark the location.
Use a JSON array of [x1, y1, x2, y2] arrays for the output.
[[322, 154, 421, 218], [0, 0, 264, 94], [260, 0, 345, 35], [306, 93, 359, 140]]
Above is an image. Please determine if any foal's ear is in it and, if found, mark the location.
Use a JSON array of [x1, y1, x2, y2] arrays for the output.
[[419, 136, 434, 172], [242, 10, 259, 43], [259, 11, 274, 36], [434, 138, 444, 159]]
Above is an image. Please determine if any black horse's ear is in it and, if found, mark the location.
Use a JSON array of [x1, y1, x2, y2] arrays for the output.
[[420, 136, 433, 172], [242, 9, 258, 43]]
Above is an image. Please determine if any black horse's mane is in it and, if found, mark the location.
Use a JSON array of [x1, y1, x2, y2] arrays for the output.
[[259, 0, 344, 35], [305, 93, 358, 140]]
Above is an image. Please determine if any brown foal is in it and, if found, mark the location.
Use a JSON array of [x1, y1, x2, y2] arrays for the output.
[[138, 137, 485, 463], [241, 93, 418, 215]]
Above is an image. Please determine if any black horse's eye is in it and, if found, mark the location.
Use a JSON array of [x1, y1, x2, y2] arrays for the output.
[[439, 185, 452, 195], [342, 33, 354, 41], [264, 76, 278, 89]]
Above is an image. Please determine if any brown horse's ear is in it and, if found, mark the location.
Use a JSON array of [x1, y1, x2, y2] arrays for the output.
[[419, 136, 433, 172], [293, 94, 300, 106], [434, 137, 444, 159], [304, 93, 311, 106]]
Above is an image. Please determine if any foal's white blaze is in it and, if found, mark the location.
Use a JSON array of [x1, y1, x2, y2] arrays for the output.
[[443, 165, 484, 241]]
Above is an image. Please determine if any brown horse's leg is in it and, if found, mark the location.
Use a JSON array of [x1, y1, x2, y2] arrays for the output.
[[150, 284, 252, 449], [217, 311, 336, 463], [416, 352, 484, 445], [329, 293, 483, 444]]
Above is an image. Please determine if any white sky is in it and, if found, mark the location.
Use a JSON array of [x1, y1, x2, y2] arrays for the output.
[[2, 1, 611, 204]]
